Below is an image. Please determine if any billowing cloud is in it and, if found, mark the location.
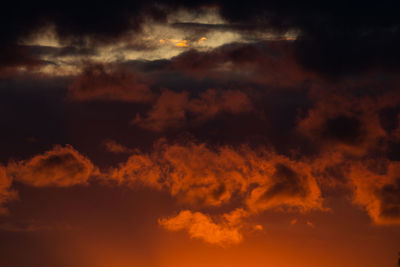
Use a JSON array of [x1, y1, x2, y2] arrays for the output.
[[111, 141, 323, 243], [112, 142, 323, 210], [68, 64, 155, 102], [159, 210, 243, 246], [349, 161, 400, 225], [133, 89, 252, 131], [246, 162, 322, 213], [8, 145, 97, 187]]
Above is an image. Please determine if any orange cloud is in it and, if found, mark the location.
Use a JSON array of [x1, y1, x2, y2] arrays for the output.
[[102, 139, 133, 154], [245, 162, 322, 213], [112, 141, 323, 209], [8, 145, 97, 187], [159, 210, 243, 246], [111, 141, 324, 243], [0, 166, 17, 215], [349, 161, 400, 225], [68, 64, 155, 102], [132, 89, 252, 131]]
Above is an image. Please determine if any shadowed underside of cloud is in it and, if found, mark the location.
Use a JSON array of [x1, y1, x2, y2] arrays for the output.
[[132, 89, 252, 131], [68, 64, 155, 102], [66, 61, 254, 131], [170, 41, 316, 85], [296, 92, 397, 156]]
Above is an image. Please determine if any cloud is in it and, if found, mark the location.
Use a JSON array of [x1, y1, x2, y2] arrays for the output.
[[102, 139, 133, 154], [112, 141, 323, 209], [0, 166, 17, 215], [306, 221, 315, 228], [68, 64, 155, 102], [132, 88, 252, 131], [349, 161, 400, 225], [0, 45, 44, 78], [8, 145, 97, 187], [297, 93, 387, 156], [170, 42, 315, 86], [1, 1, 400, 79], [159, 210, 243, 246], [111, 140, 323, 244], [245, 162, 322, 213]]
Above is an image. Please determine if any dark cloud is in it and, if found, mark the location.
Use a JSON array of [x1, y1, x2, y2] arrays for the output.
[[132, 88, 252, 131], [0, 46, 44, 78], [378, 107, 400, 135], [215, 0, 400, 76], [296, 93, 389, 156], [26, 45, 97, 58], [68, 63, 155, 102], [262, 163, 309, 199], [170, 41, 314, 86], [321, 115, 364, 145], [0, 0, 399, 77]]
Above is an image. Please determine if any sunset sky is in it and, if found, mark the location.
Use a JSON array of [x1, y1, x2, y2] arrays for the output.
[[1, 1, 400, 266]]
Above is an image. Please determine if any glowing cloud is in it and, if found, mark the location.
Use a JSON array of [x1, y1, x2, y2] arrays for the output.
[[159, 210, 243, 246], [349, 161, 400, 225], [8, 145, 97, 187]]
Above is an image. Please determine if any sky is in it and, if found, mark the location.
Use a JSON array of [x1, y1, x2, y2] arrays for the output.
[[1, 1, 400, 266]]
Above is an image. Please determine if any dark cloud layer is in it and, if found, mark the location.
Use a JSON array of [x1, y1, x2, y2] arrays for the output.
[[2, 0, 400, 77], [68, 64, 155, 102]]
